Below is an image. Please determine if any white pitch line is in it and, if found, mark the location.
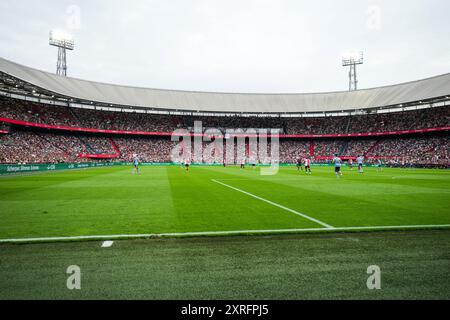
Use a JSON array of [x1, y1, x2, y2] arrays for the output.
[[0, 224, 449, 243], [211, 178, 334, 229], [101, 240, 114, 247]]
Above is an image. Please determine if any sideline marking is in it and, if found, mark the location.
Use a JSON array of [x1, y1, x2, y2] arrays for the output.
[[1, 224, 449, 243], [211, 179, 334, 228], [101, 240, 114, 247]]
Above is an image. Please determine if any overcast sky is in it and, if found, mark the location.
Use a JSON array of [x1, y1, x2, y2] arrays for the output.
[[0, 0, 449, 93]]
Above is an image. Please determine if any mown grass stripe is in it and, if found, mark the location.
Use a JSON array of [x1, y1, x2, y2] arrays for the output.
[[211, 178, 334, 228]]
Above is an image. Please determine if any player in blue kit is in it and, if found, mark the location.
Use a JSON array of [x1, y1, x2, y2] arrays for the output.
[[333, 154, 343, 178], [132, 154, 140, 175]]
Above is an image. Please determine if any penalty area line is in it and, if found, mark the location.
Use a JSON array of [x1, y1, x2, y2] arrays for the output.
[[1, 224, 450, 243], [211, 178, 334, 229]]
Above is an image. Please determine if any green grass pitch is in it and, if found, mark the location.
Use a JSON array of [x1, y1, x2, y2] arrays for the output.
[[1, 230, 449, 299], [0, 165, 449, 299], [0, 165, 449, 239]]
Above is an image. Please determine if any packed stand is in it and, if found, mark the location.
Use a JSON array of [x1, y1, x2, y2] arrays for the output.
[[366, 136, 450, 166], [1, 96, 449, 135], [0, 126, 448, 166]]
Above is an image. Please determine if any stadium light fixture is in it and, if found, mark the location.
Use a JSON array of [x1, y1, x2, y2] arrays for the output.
[[342, 51, 363, 91], [49, 30, 74, 48], [49, 30, 74, 76]]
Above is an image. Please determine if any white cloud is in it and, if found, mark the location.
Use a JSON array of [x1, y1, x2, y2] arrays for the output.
[[0, 0, 449, 93]]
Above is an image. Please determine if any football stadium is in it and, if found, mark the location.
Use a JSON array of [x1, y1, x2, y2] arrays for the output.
[[0, 1, 449, 304]]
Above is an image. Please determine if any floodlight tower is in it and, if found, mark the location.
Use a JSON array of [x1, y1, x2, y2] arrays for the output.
[[49, 30, 74, 76], [342, 51, 363, 91]]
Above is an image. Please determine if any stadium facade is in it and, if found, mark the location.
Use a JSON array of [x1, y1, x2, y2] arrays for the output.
[[0, 57, 449, 168], [0, 57, 449, 116]]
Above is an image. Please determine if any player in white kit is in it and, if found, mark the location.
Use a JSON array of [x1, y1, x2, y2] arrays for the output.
[[376, 158, 383, 172], [357, 155, 364, 173], [304, 157, 311, 174], [240, 157, 246, 169]]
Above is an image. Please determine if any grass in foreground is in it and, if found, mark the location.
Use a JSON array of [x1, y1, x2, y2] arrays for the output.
[[0, 165, 449, 240], [0, 230, 449, 299]]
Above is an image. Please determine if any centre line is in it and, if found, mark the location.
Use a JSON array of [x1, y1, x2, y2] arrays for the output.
[[211, 179, 334, 229]]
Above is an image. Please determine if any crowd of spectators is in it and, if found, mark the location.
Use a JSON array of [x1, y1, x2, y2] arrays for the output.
[[1, 96, 449, 135], [0, 130, 121, 163], [81, 136, 116, 154], [1, 127, 448, 167], [0, 131, 77, 164], [0, 95, 448, 166], [314, 140, 343, 157], [313, 139, 379, 157], [279, 140, 309, 163], [0, 122, 10, 132], [0, 97, 78, 126], [114, 137, 176, 163], [366, 136, 449, 165]]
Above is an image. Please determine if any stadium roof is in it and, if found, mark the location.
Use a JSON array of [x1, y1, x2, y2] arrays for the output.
[[1, 57, 449, 114]]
